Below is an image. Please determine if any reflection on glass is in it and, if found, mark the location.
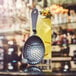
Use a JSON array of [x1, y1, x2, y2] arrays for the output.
[[23, 66, 43, 74]]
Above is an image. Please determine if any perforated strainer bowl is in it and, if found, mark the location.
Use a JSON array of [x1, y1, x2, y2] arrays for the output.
[[23, 8, 45, 65]]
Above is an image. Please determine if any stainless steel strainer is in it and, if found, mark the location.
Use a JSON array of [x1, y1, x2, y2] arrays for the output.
[[23, 8, 45, 65]]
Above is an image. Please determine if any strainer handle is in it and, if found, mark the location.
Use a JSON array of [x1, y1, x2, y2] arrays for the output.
[[31, 8, 38, 34]]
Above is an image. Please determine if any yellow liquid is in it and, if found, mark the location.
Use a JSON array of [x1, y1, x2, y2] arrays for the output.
[[37, 17, 52, 59]]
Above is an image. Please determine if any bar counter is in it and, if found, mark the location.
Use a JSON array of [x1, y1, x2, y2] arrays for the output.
[[0, 72, 76, 76]]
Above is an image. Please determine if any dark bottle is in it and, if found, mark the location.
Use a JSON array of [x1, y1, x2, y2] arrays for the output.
[[4, 48, 8, 71], [43, 0, 48, 8], [0, 61, 4, 71], [7, 39, 19, 71], [61, 61, 71, 72], [10, 52, 19, 71], [61, 46, 69, 57], [73, 50, 76, 64], [61, 34, 68, 46], [0, 47, 4, 61], [52, 32, 57, 45], [38, 0, 42, 2], [71, 35, 76, 44], [20, 63, 28, 71]]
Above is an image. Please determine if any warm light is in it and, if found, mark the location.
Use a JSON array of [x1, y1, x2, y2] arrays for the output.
[[8, 41, 13, 45], [8, 48, 14, 55], [63, 69, 67, 72], [0, 36, 4, 39], [8, 48, 14, 52], [64, 65, 69, 69], [8, 63, 13, 70]]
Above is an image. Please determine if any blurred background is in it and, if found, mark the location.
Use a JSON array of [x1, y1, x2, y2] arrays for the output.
[[0, 0, 76, 76]]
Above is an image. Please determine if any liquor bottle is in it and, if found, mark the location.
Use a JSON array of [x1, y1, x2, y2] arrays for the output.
[[73, 50, 76, 64], [11, 52, 19, 71], [8, 62, 14, 71], [52, 32, 57, 45], [61, 61, 71, 72], [0, 47, 4, 61], [4, 48, 8, 71], [71, 35, 76, 44], [43, 0, 48, 8], [20, 63, 28, 71], [52, 62, 61, 72], [61, 46, 69, 57], [0, 61, 4, 71], [61, 34, 68, 46]]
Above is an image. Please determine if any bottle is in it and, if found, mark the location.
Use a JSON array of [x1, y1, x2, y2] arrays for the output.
[[8, 62, 14, 71], [67, 32, 72, 44], [61, 61, 71, 72], [71, 35, 76, 44], [0, 47, 4, 61], [61, 46, 69, 57], [20, 63, 28, 72], [73, 50, 76, 64], [0, 61, 4, 71], [11, 52, 19, 71], [43, 0, 48, 8], [61, 34, 68, 46], [52, 32, 57, 45]]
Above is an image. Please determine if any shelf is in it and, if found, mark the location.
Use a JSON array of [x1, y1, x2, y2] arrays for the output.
[[52, 21, 76, 26], [0, 72, 51, 76], [0, 72, 29, 75], [0, 72, 76, 76], [52, 57, 71, 61], [35, 64, 51, 66]]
